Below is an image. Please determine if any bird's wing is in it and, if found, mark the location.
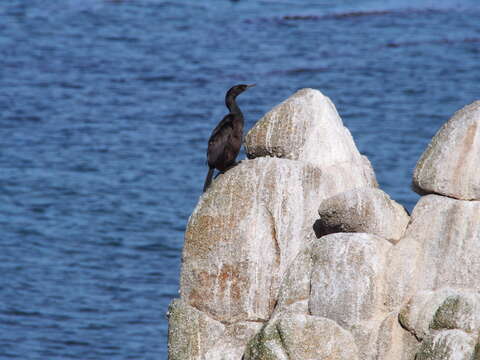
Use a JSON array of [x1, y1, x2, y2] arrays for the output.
[[207, 114, 233, 166], [209, 113, 233, 140]]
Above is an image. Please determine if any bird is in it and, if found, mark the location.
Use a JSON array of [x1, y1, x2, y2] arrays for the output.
[[203, 84, 255, 192]]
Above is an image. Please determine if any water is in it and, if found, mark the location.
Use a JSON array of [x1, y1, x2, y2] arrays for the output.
[[1, 1, 479, 358]]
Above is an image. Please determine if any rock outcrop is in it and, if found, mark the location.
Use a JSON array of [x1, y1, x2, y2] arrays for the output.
[[168, 90, 480, 360], [413, 100, 480, 200]]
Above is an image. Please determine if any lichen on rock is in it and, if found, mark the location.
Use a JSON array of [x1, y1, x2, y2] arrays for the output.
[[244, 313, 360, 360]]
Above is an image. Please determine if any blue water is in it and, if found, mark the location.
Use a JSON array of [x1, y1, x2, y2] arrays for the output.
[[1, 1, 479, 358]]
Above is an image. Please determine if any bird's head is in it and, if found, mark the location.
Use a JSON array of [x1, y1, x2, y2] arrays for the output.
[[227, 83, 256, 98]]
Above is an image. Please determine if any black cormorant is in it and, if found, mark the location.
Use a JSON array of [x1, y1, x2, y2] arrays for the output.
[[203, 84, 255, 192]]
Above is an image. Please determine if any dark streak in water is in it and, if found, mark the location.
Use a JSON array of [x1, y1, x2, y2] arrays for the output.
[[283, 10, 391, 20], [386, 37, 480, 48], [245, 8, 457, 24], [267, 67, 328, 76]]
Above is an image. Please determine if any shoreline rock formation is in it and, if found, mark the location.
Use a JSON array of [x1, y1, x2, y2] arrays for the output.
[[168, 90, 480, 359]]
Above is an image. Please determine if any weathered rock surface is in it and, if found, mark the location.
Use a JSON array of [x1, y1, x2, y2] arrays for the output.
[[169, 88, 379, 359], [168, 299, 262, 360], [181, 158, 376, 324], [244, 88, 365, 168], [393, 194, 480, 293], [244, 313, 360, 360], [375, 313, 420, 360], [415, 330, 477, 360], [169, 93, 480, 359], [316, 187, 410, 243], [413, 100, 480, 200], [269, 233, 403, 359], [399, 288, 480, 341]]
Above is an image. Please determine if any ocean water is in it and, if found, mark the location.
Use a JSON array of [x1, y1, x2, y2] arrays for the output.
[[1, 0, 479, 359]]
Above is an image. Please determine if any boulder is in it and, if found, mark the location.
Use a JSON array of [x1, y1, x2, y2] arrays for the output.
[[415, 330, 477, 360], [413, 100, 480, 200], [394, 194, 480, 293], [316, 187, 410, 243], [399, 288, 480, 341], [307, 233, 392, 328], [167, 299, 225, 360], [244, 313, 359, 360], [168, 300, 262, 360], [244, 88, 365, 169], [274, 233, 392, 323], [431, 291, 480, 333], [272, 233, 400, 359]]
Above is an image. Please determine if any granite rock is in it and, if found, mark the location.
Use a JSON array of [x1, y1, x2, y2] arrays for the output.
[[399, 288, 480, 341], [316, 187, 410, 243], [394, 194, 480, 293], [244, 88, 365, 169], [244, 313, 359, 360], [413, 100, 480, 200], [415, 330, 477, 360], [181, 158, 376, 324]]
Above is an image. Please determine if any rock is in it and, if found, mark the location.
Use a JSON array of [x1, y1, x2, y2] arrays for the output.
[[431, 291, 480, 333], [415, 330, 477, 360], [272, 233, 399, 359], [316, 187, 410, 243], [399, 289, 459, 340], [169, 88, 417, 359], [395, 194, 480, 293], [167, 299, 225, 360], [275, 233, 392, 326], [204, 322, 263, 359], [382, 231, 421, 311], [375, 313, 420, 360], [244, 313, 359, 360], [181, 157, 376, 324], [244, 88, 365, 168], [413, 100, 480, 200], [361, 155, 380, 188], [168, 299, 262, 360], [307, 233, 392, 329], [399, 288, 480, 341]]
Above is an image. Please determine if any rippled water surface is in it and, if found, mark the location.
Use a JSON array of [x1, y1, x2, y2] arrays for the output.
[[1, 0, 479, 358]]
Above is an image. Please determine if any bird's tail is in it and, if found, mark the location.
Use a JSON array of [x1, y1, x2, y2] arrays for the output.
[[203, 167, 215, 192]]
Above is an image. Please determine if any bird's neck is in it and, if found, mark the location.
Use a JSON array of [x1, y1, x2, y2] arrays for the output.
[[226, 94, 242, 116]]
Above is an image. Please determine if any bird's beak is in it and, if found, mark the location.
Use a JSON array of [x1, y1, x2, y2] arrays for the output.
[[246, 84, 256, 88]]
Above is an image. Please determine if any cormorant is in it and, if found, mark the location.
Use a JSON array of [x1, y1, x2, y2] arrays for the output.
[[203, 84, 255, 192]]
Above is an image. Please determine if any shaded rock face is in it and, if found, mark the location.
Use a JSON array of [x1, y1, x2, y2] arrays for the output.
[[413, 100, 480, 200], [316, 187, 410, 243]]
